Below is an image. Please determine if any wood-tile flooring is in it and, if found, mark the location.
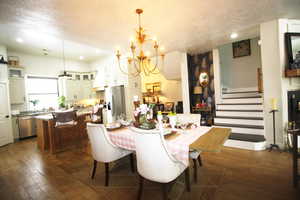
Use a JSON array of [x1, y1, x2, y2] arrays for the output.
[[0, 138, 299, 200]]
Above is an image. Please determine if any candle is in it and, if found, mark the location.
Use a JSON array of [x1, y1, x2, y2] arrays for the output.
[[271, 98, 277, 110], [133, 95, 139, 102]]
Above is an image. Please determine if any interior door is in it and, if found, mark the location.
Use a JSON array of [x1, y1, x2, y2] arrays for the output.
[[0, 82, 13, 146]]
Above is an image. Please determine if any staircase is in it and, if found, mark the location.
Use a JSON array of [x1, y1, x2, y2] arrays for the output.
[[214, 89, 266, 151]]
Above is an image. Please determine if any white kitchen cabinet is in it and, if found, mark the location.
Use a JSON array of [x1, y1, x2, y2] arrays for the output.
[[65, 79, 77, 101], [59, 78, 95, 102], [9, 77, 25, 104]]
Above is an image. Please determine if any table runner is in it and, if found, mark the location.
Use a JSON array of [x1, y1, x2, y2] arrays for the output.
[[189, 127, 231, 152]]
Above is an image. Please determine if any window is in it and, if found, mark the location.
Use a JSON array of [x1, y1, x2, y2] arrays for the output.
[[27, 76, 58, 110]]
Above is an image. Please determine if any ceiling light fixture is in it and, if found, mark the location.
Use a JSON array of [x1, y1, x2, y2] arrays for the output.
[[230, 33, 238, 39], [79, 56, 84, 60], [16, 38, 23, 43], [96, 49, 100, 54], [58, 40, 72, 78], [116, 9, 165, 76]]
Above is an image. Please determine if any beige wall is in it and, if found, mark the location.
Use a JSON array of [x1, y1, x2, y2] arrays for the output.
[[219, 37, 261, 89], [141, 72, 182, 104], [260, 19, 300, 147]]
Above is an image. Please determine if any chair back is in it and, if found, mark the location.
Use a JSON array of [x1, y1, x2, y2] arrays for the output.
[[52, 110, 77, 126], [135, 131, 185, 183], [177, 114, 201, 126], [86, 123, 128, 163]]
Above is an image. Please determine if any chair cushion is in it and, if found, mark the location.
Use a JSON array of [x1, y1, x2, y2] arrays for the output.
[[189, 150, 201, 159]]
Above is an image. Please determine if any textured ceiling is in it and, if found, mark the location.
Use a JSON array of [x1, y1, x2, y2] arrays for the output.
[[0, 0, 300, 60]]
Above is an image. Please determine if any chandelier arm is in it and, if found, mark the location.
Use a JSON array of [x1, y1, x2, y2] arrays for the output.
[[143, 62, 150, 76], [133, 59, 141, 73], [117, 60, 140, 77]]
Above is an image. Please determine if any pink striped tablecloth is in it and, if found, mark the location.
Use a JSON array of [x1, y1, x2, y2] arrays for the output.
[[108, 126, 212, 166]]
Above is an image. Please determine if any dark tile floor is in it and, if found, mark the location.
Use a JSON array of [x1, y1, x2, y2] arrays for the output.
[[0, 138, 299, 200]]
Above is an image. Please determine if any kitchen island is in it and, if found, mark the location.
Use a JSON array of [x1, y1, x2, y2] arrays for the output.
[[36, 112, 90, 154]]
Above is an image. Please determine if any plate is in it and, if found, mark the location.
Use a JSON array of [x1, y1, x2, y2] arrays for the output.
[[106, 122, 121, 129]]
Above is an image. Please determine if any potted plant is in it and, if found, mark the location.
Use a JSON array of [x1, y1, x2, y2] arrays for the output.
[[58, 96, 66, 109], [29, 99, 39, 111]]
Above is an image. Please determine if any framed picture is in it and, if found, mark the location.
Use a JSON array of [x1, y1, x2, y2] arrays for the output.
[[232, 39, 251, 58]]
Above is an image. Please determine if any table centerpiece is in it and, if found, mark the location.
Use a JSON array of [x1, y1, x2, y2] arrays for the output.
[[133, 104, 156, 130]]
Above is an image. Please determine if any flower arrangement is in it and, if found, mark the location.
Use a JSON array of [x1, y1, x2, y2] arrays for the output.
[[133, 104, 156, 130]]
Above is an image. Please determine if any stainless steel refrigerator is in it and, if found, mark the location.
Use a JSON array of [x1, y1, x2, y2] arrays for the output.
[[104, 85, 126, 121]]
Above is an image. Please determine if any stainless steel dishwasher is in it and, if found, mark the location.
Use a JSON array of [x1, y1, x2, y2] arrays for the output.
[[18, 116, 37, 139]]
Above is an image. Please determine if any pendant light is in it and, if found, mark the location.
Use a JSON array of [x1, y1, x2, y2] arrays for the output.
[[58, 40, 72, 77]]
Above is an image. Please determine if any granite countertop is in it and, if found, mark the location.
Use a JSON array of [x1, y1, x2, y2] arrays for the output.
[[35, 111, 91, 121], [13, 111, 51, 117], [35, 114, 53, 120]]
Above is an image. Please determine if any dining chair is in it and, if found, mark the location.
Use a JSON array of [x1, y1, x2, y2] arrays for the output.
[[135, 130, 190, 200], [50, 110, 80, 153], [86, 123, 135, 186], [177, 113, 203, 183]]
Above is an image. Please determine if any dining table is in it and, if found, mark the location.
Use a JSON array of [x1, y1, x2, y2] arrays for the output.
[[107, 126, 231, 167]]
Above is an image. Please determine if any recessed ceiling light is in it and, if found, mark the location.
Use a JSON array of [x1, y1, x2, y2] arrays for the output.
[[230, 33, 238, 39], [16, 38, 23, 43], [79, 56, 84, 60]]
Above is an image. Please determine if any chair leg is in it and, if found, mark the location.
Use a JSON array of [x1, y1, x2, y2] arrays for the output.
[[192, 159, 198, 183], [162, 183, 168, 200], [91, 160, 97, 179], [105, 163, 109, 186], [137, 175, 144, 200], [184, 167, 191, 192], [130, 154, 135, 173], [198, 155, 203, 166]]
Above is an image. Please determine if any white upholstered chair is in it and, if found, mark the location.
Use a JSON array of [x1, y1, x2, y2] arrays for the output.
[[86, 123, 134, 186], [135, 130, 190, 200], [177, 114, 203, 183]]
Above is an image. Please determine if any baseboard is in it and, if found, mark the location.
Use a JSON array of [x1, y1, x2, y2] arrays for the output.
[[224, 139, 266, 151]]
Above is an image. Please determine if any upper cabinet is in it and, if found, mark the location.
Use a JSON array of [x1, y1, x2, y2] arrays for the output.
[[161, 51, 183, 80], [9, 77, 25, 104], [58, 78, 95, 103]]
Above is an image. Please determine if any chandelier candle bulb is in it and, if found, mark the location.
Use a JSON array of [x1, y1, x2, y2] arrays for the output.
[[271, 98, 278, 110]]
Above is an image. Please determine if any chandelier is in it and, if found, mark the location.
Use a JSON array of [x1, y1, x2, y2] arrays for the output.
[[116, 9, 165, 76]]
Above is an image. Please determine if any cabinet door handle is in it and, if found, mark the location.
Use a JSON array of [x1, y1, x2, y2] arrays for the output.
[[5, 115, 9, 118]]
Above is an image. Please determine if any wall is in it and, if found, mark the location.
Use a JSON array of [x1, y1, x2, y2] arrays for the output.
[[219, 37, 261, 89], [260, 19, 300, 147], [7, 51, 90, 77], [140, 72, 182, 103], [6, 51, 90, 111], [187, 51, 215, 114]]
